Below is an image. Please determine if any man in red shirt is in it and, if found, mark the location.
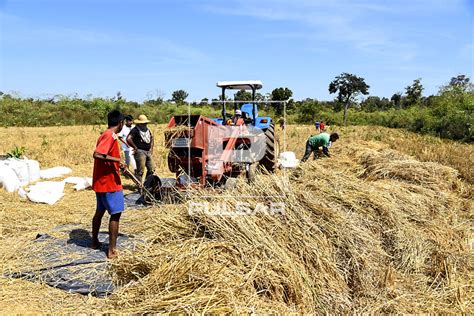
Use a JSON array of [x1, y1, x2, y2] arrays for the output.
[[91, 110, 126, 259]]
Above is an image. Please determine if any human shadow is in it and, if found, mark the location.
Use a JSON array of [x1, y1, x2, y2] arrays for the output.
[[67, 228, 129, 251], [67, 228, 110, 255]]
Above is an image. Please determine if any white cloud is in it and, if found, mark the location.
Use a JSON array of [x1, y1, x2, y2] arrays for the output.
[[202, 0, 466, 59], [1, 10, 209, 65]]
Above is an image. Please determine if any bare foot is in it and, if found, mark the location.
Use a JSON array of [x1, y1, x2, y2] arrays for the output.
[[91, 241, 102, 250], [107, 249, 119, 259]]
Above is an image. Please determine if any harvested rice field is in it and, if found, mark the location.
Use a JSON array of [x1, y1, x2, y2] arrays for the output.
[[0, 124, 472, 313]]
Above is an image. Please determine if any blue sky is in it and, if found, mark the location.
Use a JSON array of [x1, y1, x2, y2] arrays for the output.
[[0, 0, 473, 102]]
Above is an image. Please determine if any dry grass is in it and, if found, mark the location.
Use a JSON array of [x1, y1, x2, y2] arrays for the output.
[[356, 126, 473, 183], [0, 124, 472, 313]]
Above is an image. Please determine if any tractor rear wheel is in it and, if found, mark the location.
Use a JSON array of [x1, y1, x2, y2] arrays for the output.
[[259, 123, 279, 172]]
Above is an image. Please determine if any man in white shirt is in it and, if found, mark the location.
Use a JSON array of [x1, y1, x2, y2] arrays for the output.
[[118, 115, 134, 169]]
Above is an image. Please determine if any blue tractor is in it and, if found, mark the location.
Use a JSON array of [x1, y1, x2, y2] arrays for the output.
[[212, 80, 279, 172]]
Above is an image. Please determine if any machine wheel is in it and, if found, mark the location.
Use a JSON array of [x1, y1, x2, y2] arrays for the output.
[[259, 123, 279, 172], [167, 151, 178, 173], [143, 174, 162, 204]]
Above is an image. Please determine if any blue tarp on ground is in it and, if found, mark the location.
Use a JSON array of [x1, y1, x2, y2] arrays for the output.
[[6, 225, 140, 298], [5, 190, 166, 296]]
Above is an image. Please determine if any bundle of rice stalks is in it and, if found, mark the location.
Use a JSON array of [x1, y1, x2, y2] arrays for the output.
[[105, 150, 472, 313], [358, 149, 461, 191]]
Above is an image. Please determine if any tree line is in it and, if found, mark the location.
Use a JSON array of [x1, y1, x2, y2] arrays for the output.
[[0, 74, 472, 141]]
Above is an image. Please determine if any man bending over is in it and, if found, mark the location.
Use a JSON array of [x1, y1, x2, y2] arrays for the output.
[[301, 132, 339, 162]]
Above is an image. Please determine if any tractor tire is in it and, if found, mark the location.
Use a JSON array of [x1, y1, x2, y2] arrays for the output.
[[167, 151, 178, 173], [259, 123, 279, 172]]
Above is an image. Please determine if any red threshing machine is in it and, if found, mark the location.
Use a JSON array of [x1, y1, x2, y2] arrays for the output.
[[165, 80, 279, 188]]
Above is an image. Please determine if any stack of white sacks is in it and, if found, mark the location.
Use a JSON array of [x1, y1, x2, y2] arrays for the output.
[[0, 158, 91, 205], [0, 158, 41, 192]]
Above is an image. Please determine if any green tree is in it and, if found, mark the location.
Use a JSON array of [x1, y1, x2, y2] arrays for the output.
[[211, 98, 220, 107], [234, 89, 252, 102], [234, 89, 252, 107], [270, 87, 293, 115], [255, 92, 265, 101], [296, 98, 321, 122], [379, 97, 391, 110], [439, 74, 473, 95], [391, 92, 402, 109], [449, 74, 471, 91], [199, 98, 209, 106], [405, 78, 424, 107], [329, 73, 369, 124], [361, 96, 381, 112], [171, 89, 189, 104], [361, 96, 391, 112], [145, 89, 165, 106], [113, 91, 123, 101]]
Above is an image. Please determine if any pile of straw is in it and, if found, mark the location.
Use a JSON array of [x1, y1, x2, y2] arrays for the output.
[[105, 148, 472, 313], [358, 149, 460, 191], [0, 125, 472, 313]]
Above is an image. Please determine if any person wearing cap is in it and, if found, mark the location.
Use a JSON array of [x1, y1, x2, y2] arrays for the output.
[[227, 109, 244, 126], [117, 115, 134, 170], [126, 114, 155, 183], [91, 109, 126, 259], [301, 132, 339, 162]]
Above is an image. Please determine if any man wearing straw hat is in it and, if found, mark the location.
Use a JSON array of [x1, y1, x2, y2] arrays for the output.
[[126, 114, 155, 183]]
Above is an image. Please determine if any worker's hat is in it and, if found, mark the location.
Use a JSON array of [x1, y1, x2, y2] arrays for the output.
[[134, 114, 151, 124]]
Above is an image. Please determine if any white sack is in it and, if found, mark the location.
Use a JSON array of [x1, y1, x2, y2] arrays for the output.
[[0, 165, 21, 192], [64, 176, 93, 191], [40, 167, 72, 179], [129, 155, 137, 170], [18, 187, 28, 199], [4, 159, 30, 185], [26, 160, 41, 182], [278, 151, 299, 168], [27, 181, 65, 205]]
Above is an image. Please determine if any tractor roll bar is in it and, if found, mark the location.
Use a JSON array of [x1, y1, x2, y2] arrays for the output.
[[217, 80, 263, 125]]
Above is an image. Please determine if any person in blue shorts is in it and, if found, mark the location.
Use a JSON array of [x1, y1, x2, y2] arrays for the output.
[[91, 110, 126, 258]]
